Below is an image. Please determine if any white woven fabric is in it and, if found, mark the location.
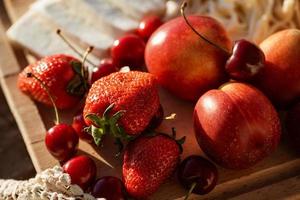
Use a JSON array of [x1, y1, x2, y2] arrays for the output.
[[0, 166, 102, 200]]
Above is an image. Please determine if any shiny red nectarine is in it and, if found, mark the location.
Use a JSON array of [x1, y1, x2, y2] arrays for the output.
[[145, 15, 231, 101], [193, 82, 281, 169]]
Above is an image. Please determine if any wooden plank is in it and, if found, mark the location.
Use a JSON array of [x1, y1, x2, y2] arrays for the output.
[[0, 75, 49, 172], [4, 0, 34, 22], [2, 0, 300, 199], [232, 175, 300, 200], [0, 19, 20, 77]]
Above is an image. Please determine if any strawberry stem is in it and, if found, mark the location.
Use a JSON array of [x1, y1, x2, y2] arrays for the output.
[[56, 29, 97, 68], [184, 182, 197, 200], [180, 1, 230, 56], [165, 113, 176, 120], [26, 73, 60, 124]]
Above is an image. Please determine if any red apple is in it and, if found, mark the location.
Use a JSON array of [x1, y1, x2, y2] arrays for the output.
[[145, 16, 231, 101], [194, 82, 281, 169], [255, 29, 300, 106], [286, 102, 300, 152]]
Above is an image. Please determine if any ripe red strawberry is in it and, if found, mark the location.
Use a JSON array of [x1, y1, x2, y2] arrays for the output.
[[123, 134, 184, 198], [18, 54, 88, 109], [83, 71, 160, 144]]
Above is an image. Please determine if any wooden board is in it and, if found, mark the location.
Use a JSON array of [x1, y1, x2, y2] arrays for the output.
[[1, 0, 300, 199]]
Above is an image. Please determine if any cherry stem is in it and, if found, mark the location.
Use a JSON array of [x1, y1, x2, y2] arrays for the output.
[[81, 46, 94, 90], [184, 182, 197, 200], [165, 113, 176, 120], [26, 73, 60, 124], [56, 29, 97, 68], [180, 1, 230, 56]]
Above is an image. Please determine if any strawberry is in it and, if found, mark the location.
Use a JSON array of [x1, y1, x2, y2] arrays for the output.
[[123, 133, 185, 198], [83, 71, 160, 145], [18, 54, 88, 109]]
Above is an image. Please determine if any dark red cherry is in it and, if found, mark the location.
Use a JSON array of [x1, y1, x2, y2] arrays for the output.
[[177, 155, 218, 196], [286, 102, 300, 152], [147, 104, 164, 130], [45, 124, 79, 162], [137, 15, 163, 41], [225, 39, 265, 81], [91, 58, 118, 84], [111, 34, 146, 69], [92, 176, 127, 200], [72, 113, 93, 143], [63, 155, 97, 190]]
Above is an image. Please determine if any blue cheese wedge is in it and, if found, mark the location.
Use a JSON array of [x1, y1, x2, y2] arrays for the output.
[[6, 11, 101, 66], [31, 0, 114, 55], [106, 0, 166, 20]]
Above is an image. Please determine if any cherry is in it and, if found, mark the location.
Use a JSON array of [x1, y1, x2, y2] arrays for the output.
[[111, 34, 146, 69], [225, 39, 265, 81], [91, 58, 118, 84], [286, 102, 300, 152], [72, 113, 93, 143], [137, 15, 163, 41], [92, 176, 127, 200], [45, 124, 79, 162], [26, 73, 79, 162], [181, 2, 265, 82], [147, 104, 164, 130], [63, 155, 97, 190], [177, 155, 218, 198]]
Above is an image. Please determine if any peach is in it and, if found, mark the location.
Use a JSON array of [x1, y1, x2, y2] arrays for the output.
[[256, 29, 300, 106]]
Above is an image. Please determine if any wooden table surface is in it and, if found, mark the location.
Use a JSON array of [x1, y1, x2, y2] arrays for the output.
[[0, 1, 300, 199], [0, 0, 35, 180]]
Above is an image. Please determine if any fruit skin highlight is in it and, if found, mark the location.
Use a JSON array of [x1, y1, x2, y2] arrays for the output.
[[145, 15, 231, 101], [193, 82, 281, 170], [256, 29, 300, 106]]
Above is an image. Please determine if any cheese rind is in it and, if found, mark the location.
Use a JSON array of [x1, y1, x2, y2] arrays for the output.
[[31, 0, 114, 51], [83, 0, 139, 32], [106, 0, 166, 20], [7, 11, 101, 66]]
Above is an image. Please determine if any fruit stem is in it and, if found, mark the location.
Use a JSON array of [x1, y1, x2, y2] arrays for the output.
[[26, 73, 60, 124], [180, 1, 230, 56], [81, 46, 94, 90], [184, 182, 197, 200], [165, 113, 176, 120], [56, 29, 97, 68]]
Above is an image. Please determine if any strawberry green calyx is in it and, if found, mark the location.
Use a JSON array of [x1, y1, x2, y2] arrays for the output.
[[67, 61, 88, 96], [67, 46, 93, 97], [85, 103, 134, 146], [148, 127, 186, 154]]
